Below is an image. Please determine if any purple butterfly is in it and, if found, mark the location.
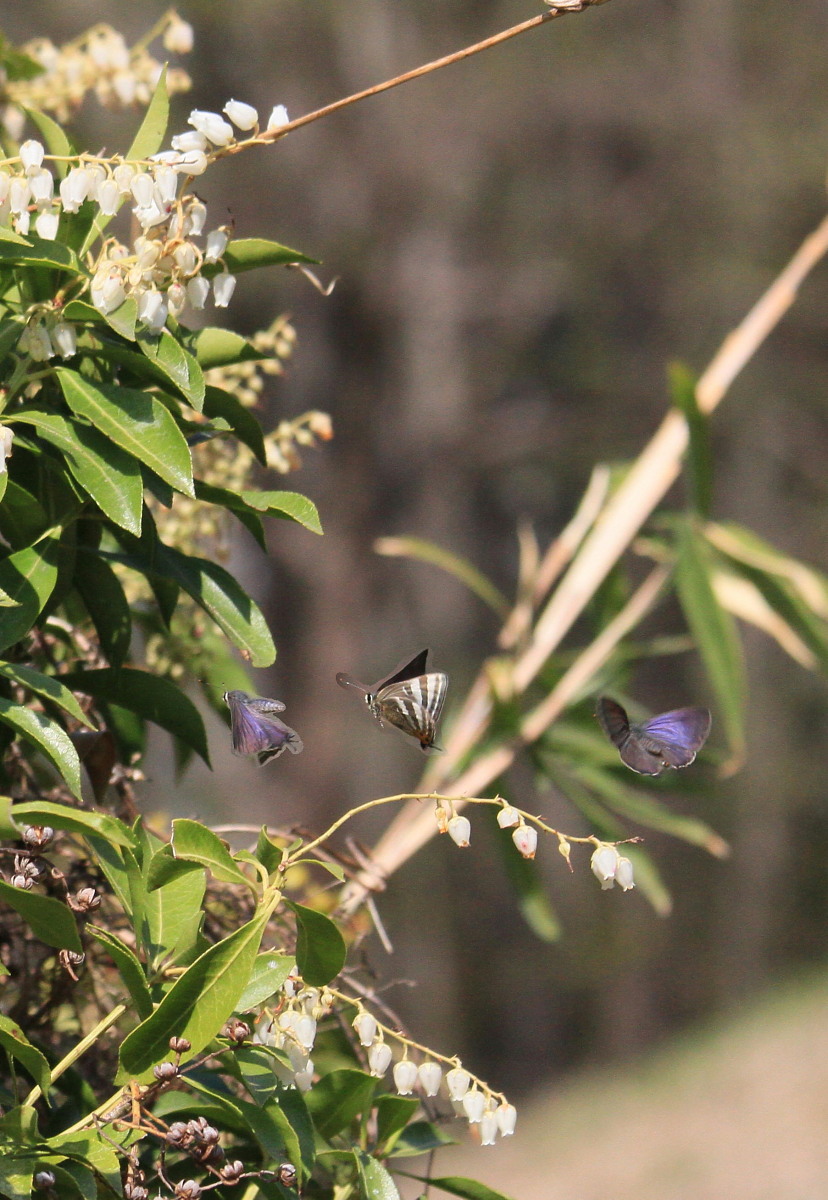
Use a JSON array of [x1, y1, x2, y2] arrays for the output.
[[223, 690, 304, 765], [596, 696, 711, 776]]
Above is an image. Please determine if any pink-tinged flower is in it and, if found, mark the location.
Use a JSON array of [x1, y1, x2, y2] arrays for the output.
[[512, 823, 538, 859]]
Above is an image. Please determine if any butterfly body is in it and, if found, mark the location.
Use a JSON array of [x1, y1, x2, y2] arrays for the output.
[[223, 689, 304, 765], [337, 650, 448, 752], [596, 696, 711, 776]]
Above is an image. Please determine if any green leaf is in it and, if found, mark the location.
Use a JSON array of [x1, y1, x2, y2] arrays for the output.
[[675, 520, 745, 767], [375, 536, 508, 617], [375, 1095, 419, 1153], [706, 521, 828, 617], [0, 1155, 34, 1200], [136, 328, 205, 410], [57, 369, 195, 497], [61, 297, 138, 342], [0, 701, 82, 798], [267, 1089, 316, 1178], [127, 66, 170, 160], [426, 1178, 519, 1200], [356, 1152, 401, 1200], [60, 668, 210, 766], [0, 537, 59, 653], [194, 481, 265, 549], [670, 362, 712, 518], [188, 328, 264, 369], [144, 844, 204, 892], [241, 489, 323, 535], [304, 1068, 376, 1140], [0, 236, 83, 275], [219, 237, 317, 272], [0, 662, 89, 726], [0, 1014, 51, 1099], [12, 412, 143, 534], [11, 800, 135, 848], [387, 1120, 455, 1158], [0, 481, 50, 549], [237, 952, 295, 1010], [286, 901, 346, 986], [142, 849, 205, 966], [74, 550, 132, 668], [202, 385, 267, 463], [87, 925, 153, 1019], [170, 819, 253, 887], [0, 880, 81, 951], [118, 907, 269, 1080]]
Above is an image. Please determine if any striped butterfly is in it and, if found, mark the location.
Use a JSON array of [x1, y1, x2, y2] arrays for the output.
[[596, 696, 711, 776], [336, 649, 448, 752], [223, 689, 304, 765]]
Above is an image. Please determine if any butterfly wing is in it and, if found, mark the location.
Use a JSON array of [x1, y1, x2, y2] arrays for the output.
[[372, 649, 431, 692], [636, 707, 712, 769], [224, 690, 303, 764], [595, 697, 632, 748], [376, 672, 448, 751]]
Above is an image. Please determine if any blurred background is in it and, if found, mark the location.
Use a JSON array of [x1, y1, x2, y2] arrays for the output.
[[5, 0, 828, 1195]]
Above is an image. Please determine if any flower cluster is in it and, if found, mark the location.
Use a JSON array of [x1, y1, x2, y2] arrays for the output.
[[254, 969, 335, 1093], [590, 842, 635, 891], [3, 16, 193, 132]]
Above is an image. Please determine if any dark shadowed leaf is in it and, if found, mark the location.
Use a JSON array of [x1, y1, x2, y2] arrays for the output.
[[0, 880, 81, 951], [304, 1069, 376, 1140], [0, 537, 59, 653], [0, 701, 82, 798], [286, 901, 346, 986]]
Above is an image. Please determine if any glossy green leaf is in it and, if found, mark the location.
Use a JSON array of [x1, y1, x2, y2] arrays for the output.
[[670, 361, 712, 518], [0, 537, 59, 653], [170, 819, 253, 887], [0, 235, 82, 275], [426, 1178, 518, 1200], [145, 844, 204, 893], [304, 1069, 376, 1140], [194, 481, 265, 549], [13, 412, 143, 533], [216, 237, 317, 273], [136, 328, 205, 410], [237, 952, 295, 1010], [0, 701, 82, 798], [118, 907, 270, 1080], [61, 297, 138, 342], [87, 925, 153, 1018], [287, 901, 347, 986], [0, 1155, 34, 1200], [241, 490, 323, 535], [675, 520, 745, 766], [356, 1152, 401, 1200], [154, 546, 276, 667], [11, 800, 135, 848], [0, 880, 81, 951], [59, 668, 210, 765], [375, 1095, 419, 1152], [0, 662, 89, 726], [268, 1089, 316, 1178], [73, 550, 132, 668], [375, 536, 508, 617], [202, 386, 267, 463], [127, 65, 169, 160], [387, 1120, 456, 1158], [139, 833, 205, 966], [0, 1015, 51, 1099], [187, 328, 264, 369], [0, 480, 51, 550], [57, 370, 195, 497], [87, 837, 133, 917]]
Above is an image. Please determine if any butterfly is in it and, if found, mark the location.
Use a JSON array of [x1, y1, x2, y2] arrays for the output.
[[336, 649, 448, 752], [223, 689, 304, 765], [595, 696, 711, 776]]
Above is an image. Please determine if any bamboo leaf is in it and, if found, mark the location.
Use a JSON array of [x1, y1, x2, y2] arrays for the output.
[[375, 536, 509, 617]]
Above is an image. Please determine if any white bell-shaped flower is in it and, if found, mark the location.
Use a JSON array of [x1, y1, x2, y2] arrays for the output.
[[590, 844, 620, 890], [446, 1066, 471, 1101], [9, 177, 30, 215], [447, 815, 471, 848], [130, 173, 155, 207], [462, 1089, 486, 1124], [172, 130, 208, 153], [204, 228, 228, 263], [173, 150, 208, 176], [91, 270, 126, 315], [136, 289, 168, 333], [28, 169, 53, 203], [35, 210, 59, 240], [294, 1014, 316, 1051], [480, 1108, 499, 1146], [615, 855, 635, 891], [213, 271, 237, 307], [113, 163, 136, 194], [294, 1058, 314, 1091], [267, 105, 290, 131], [352, 1011, 377, 1047], [96, 179, 120, 217], [52, 322, 77, 359], [184, 199, 207, 236], [223, 99, 259, 131], [164, 16, 194, 53], [496, 1102, 517, 1136], [418, 1061, 442, 1097], [0, 427, 13, 472], [368, 1042, 392, 1077], [20, 140, 45, 172], [186, 276, 210, 309], [392, 1059, 419, 1096], [188, 109, 234, 147], [512, 824, 538, 859], [497, 805, 520, 829]]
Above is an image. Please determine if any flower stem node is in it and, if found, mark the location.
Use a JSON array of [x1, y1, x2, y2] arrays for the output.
[[447, 814, 471, 847]]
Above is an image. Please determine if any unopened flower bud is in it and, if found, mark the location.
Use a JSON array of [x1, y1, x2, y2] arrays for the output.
[[23, 825, 54, 849], [33, 1171, 56, 1190], [219, 1161, 245, 1184], [447, 815, 471, 848], [267, 105, 290, 131], [153, 1060, 179, 1081], [497, 805, 520, 829], [368, 1042, 392, 1077], [418, 1060, 442, 1096], [169, 1036, 192, 1053], [393, 1059, 419, 1095], [278, 1163, 298, 1187], [512, 824, 538, 859]]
